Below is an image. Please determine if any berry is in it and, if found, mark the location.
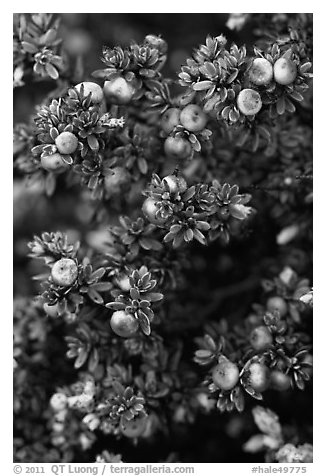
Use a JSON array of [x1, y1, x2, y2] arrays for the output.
[[103, 77, 135, 105], [180, 104, 208, 132], [104, 167, 129, 192], [43, 302, 59, 318], [270, 370, 291, 391], [247, 362, 270, 392], [237, 89, 262, 116], [63, 29, 92, 56], [40, 153, 68, 171], [212, 359, 240, 391], [98, 99, 107, 116], [50, 393, 68, 411], [162, 174, 187, 194], [160, 108, 180, 134], [249, 58, 273, 86], [250, 325, 273, 351], [75, 81, 104, 103], [110, 310, 139, 338], [55, 131, 78, 155], [273, 58, 297, 85], [144, 34, 168, 54], [114, 273, 131, 292], [142, 197, 167, 226], [51, 258, 78, 287], [119, 414, 148, 438], [164, 136, 192, 159], [266, 296, 288, 317]]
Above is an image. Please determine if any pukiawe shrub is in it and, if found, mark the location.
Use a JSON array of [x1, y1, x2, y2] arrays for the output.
[[13, 13, 313, 463]]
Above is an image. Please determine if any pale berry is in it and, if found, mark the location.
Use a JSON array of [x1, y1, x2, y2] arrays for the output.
[[110, 310, 139, 338], [114, 273, 131, 292], [40, 153, 68, 171], [50, 393, 68, 411], [161, 108, 180, 134], [142, 197, 167, 226], [55, 131, 78, 155], [103, 77, 135, 105], [248, 362, 270, 392], [249, 58, 273, 86], [250, 325, 273, 351], [270, 370, 291, 391], [212, 360, 240, 391], [162, 174, 187, 194], [237, 88, 262, 116], [75, 81, 104, 103], [273, 58, 297, 85], [104, 167, 129, 192], [51, 258, 78, 287], [144, 35, 168, 54], [180, 104, 208, 132], [164, 136, 192, 159], [266, 296, 288, 317]]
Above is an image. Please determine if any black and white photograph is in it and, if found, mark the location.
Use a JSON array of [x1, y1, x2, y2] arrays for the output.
[[13, 12, 313, 466]]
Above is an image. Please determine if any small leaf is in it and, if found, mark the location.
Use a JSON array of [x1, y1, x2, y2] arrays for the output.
[[74, 349, 88, 369], [195, 349, 213, 359], [193, 80, 214, 91], [137, 310, 151, 336], [130, 288, 140, 300], [87, 288, 104, 305], [45, 63, 59, 80], [21, 41, 38, 54], [88, 348, 99, 372], [87, 135, 99, 151], [106, 302, 126, 310], [146, 292, 163, 302]]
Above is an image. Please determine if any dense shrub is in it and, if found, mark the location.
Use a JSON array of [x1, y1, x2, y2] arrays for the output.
[[13, 13, 313, 463]]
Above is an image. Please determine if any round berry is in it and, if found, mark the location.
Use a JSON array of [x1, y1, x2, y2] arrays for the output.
[[237, 89, 262, 116], [249, 58, 273, 86], [55, 131, 78, 155], [180, 104, 208, 132], [212, 359, 240, 391], [266, 296, 288, 317], [63, 29, 92, 56], [142, 197, 167, 226], [273, 58, 297, 85], [162, 174, 187, 194], [98, 99, 107, 117], [248, 362, 270, 392], [103, 77, 135, 105], [50, 393, 68, 411], [75, 81, 104, 103], [250, 325, 273, 351], [164, 136, 192, 160], [40, 153, 68, 172], [119, 414, 148, 438], [161, 108, 180, 134], [114, 273, 131, 292], [51, 258, 78, 287], [104, 167, 129, 192], [144, 35, 168, 54], [270, 370, 291, 391], [110, 310, 139, 338], [43, 302, 59, 318]]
